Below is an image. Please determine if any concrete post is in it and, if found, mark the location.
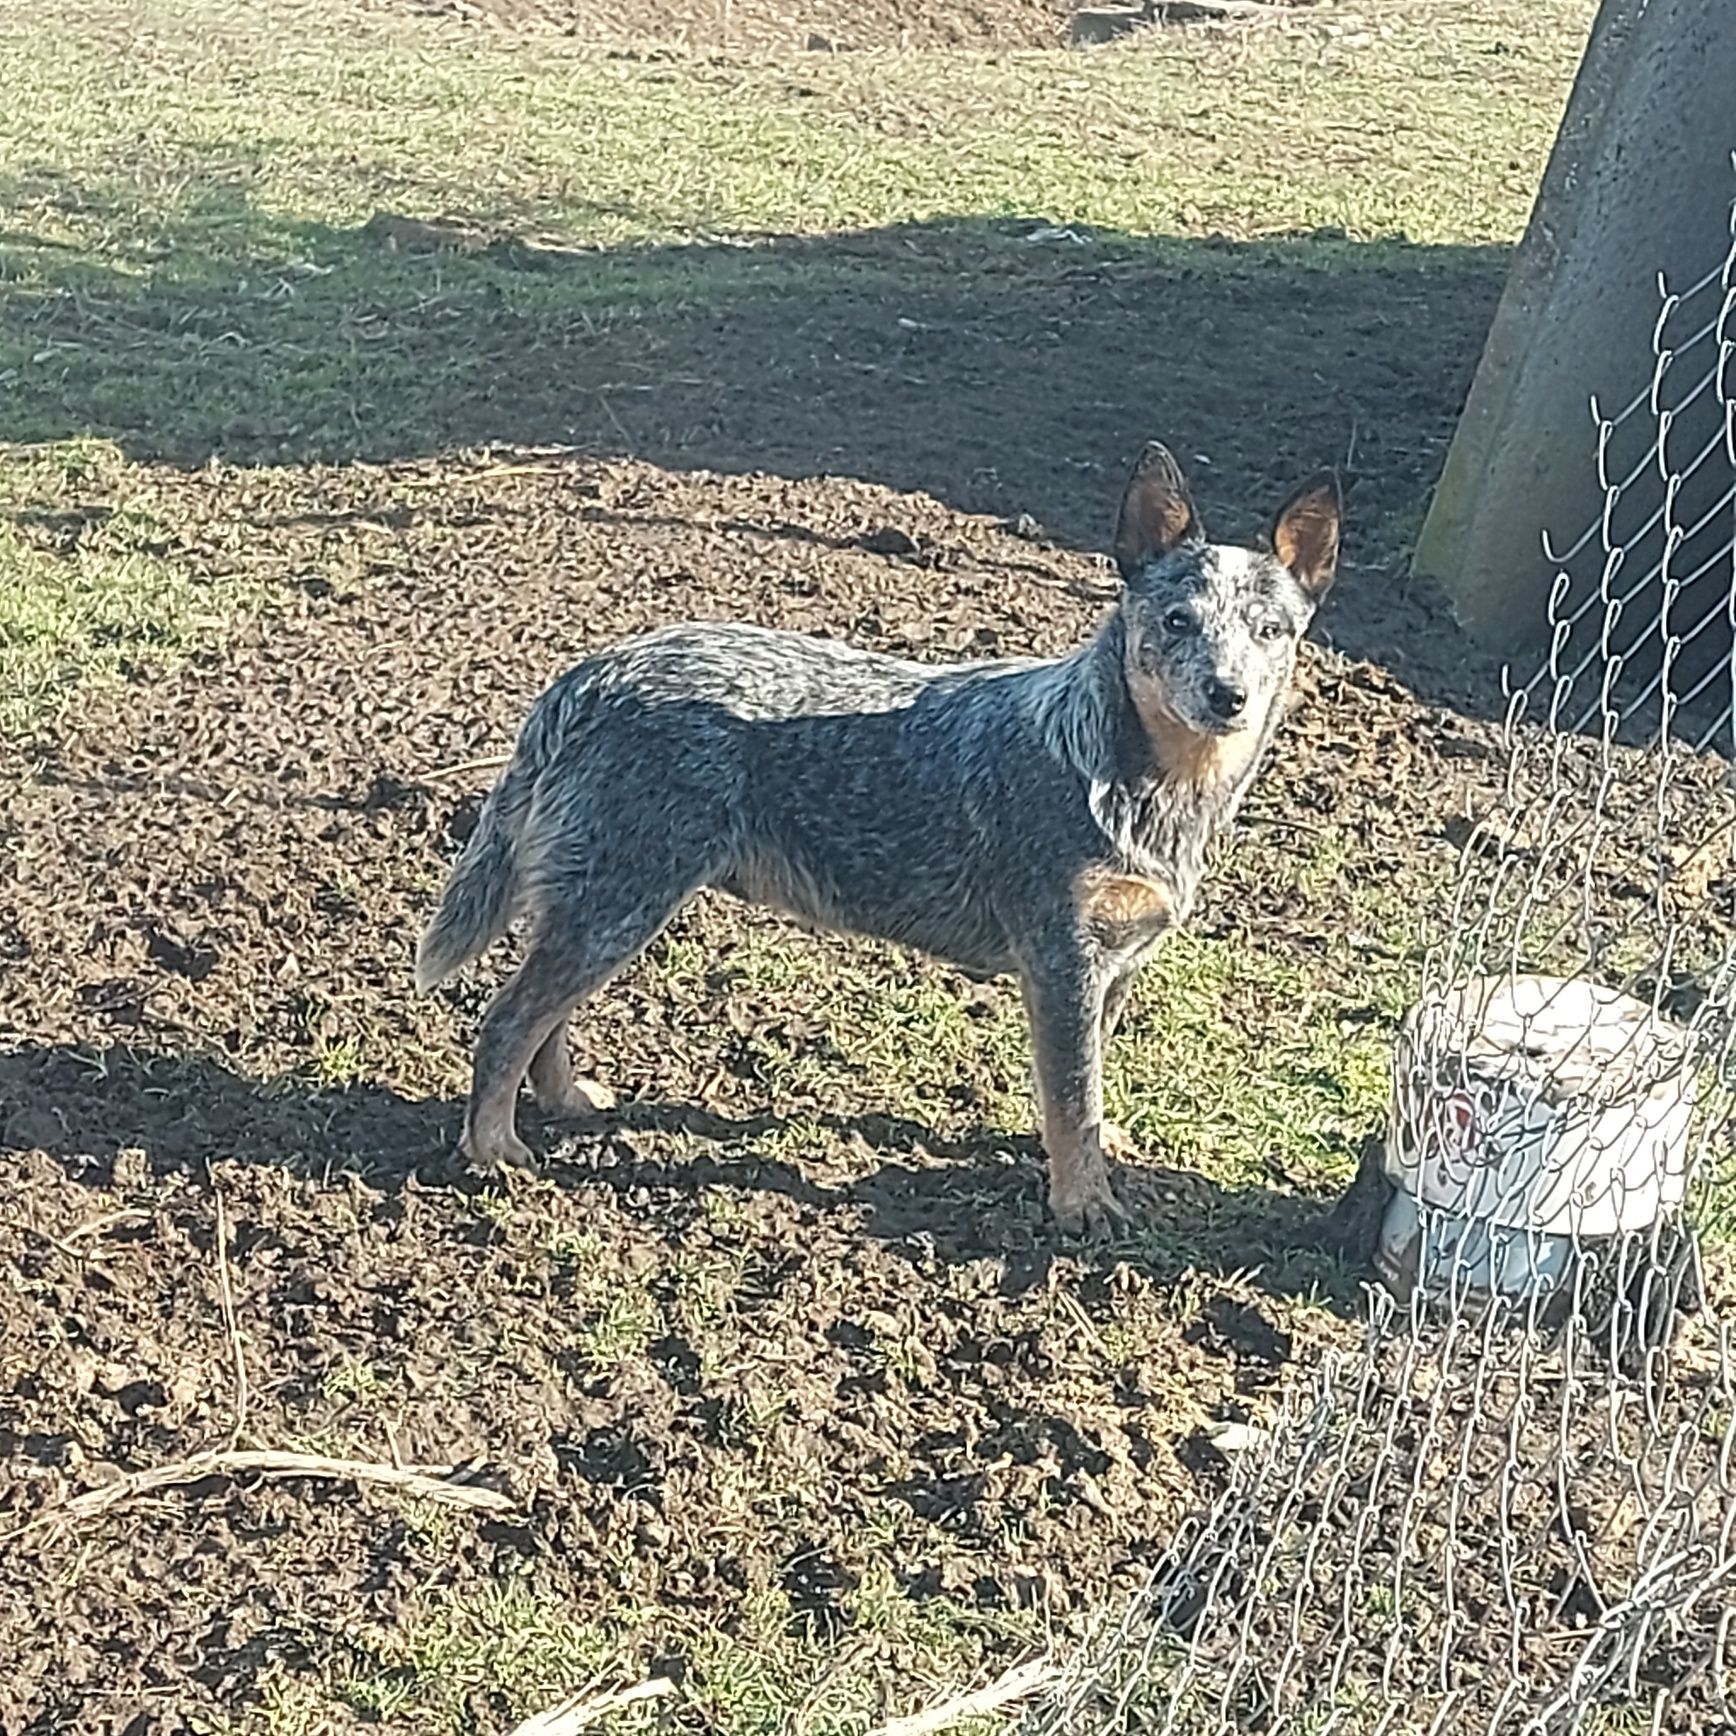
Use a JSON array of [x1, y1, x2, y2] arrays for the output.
[[1411, 0, 1736, 689]]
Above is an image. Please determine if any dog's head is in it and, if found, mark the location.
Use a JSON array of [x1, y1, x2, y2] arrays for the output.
[[1109, 442, 1341, 755]]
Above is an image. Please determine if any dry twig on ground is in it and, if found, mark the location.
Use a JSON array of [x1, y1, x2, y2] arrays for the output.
[[866, 1658, 1062, 1736], [508, 1677, 677, 1736], [7, 1448, 514, 1541]]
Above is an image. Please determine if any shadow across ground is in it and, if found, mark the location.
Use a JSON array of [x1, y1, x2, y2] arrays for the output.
[[1, 175, 1513, 709], [0, 1041, 1368, 1306]]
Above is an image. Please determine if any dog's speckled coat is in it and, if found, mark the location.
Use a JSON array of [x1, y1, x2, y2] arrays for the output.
[[416, 444, 1342, 1232]]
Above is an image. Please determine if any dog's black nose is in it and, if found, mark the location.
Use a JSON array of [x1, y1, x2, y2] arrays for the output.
[[1205, 678, 1247, 720]]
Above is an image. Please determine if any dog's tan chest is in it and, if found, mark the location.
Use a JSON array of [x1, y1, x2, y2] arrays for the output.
[[1074, 867, 1178, 950]]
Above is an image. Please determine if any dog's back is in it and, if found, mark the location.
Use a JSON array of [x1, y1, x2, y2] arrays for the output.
[[418, 621, 1104, 987]]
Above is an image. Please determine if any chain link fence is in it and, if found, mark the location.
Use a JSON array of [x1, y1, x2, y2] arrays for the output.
[[1017, 174, 1736, 1736]]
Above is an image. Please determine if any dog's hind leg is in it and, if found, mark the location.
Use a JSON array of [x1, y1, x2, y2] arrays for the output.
[[528, 1020, 615, 1121], [460, 883, 691, 1176]]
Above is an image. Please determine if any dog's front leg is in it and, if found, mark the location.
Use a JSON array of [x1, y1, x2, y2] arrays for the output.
[[1020, 949, 1131, 1236], [1101, 972, 1135, 1047], [1098, 970, 1142, 1165]]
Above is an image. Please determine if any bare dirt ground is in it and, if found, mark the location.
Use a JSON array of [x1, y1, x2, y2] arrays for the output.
[[6, 445, 1729, 1732], [6, 54, 1732, 1735], [0, 428, 1503, 1732]]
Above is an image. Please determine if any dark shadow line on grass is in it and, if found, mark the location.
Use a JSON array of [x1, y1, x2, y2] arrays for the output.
[[0, 1040, 1370, 1314], [0, 170, 1526, 720]]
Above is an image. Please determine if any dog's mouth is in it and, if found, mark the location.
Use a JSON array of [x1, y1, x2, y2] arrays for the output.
[[1124, 655, 1253, 740], [1194, 713, 1247, 738], [1179, 716, 1248, 743], [1176, 697, 1251, 739]]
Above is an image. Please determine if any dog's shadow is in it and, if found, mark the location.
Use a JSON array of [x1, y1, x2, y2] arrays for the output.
[[1, 1041, 1373, 1308]]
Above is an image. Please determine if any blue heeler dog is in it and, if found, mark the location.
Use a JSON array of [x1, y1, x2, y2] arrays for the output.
[[415, 445, 1342, 1233]]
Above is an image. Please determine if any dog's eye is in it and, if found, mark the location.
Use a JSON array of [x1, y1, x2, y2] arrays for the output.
[[1253, 618, 1285, 643], [1163, 608, 1194, 635]]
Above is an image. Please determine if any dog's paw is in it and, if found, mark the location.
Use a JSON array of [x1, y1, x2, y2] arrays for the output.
[[1050, 1168, 1135, 1239], [462, 1124, 538, 1178], [536, 1075, 616, 1122]]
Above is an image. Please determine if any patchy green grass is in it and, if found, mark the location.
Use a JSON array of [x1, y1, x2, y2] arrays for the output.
[[631, 861, 1420, 1310], [269, 1571, 1008, 1736], [0, 440, 257, 732], [0, 0, 1595, 735], [0, 0, 1590, 476], [2, 0, 1586, 259], [681, 908, 1399, 1193]]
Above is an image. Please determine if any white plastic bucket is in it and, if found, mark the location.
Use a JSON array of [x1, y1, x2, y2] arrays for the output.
[[1375, 974, 1694, 1307]]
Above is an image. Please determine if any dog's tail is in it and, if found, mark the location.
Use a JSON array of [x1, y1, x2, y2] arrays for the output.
[[413, 749, 538, 993]]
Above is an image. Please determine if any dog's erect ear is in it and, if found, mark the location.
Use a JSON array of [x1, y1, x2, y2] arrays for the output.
[[1270, 471, 1342, 603], [1113, 443, 1202, 579]]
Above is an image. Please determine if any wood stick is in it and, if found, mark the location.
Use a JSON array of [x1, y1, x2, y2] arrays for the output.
[[867, 1658, 1061, 1736], [211, 1182, 250, 1444], [423, 753, 512, 782], [7, 1448, 515, 1539], [509, 1677, 677, 1736], [64, 1208, 150, 1242]]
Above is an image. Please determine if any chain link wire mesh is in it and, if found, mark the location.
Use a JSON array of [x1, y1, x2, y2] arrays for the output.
[[1017, 176, 1736, 1736]]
